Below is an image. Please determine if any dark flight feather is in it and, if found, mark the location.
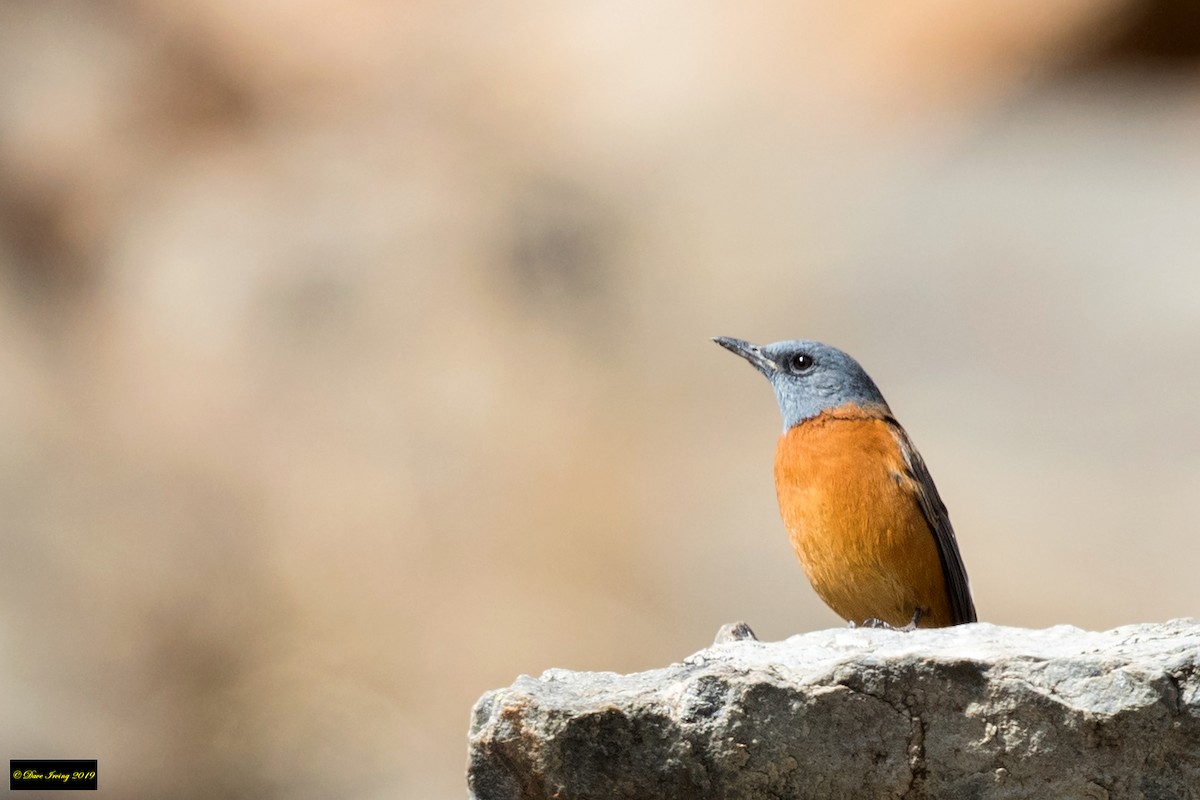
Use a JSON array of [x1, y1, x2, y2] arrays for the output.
[[887, 419, 977, 625]]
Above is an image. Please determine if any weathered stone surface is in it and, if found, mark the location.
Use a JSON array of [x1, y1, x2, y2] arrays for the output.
[[467, 620, 1200, 800]]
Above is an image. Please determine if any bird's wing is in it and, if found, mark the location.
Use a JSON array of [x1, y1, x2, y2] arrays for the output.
[[887, 419, 977, 625]]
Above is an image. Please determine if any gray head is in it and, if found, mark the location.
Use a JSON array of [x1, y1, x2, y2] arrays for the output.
[[713, 337, 890, 431]]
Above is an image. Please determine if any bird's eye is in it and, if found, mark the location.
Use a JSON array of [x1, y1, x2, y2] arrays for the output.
[[788, 353, 815, 373]]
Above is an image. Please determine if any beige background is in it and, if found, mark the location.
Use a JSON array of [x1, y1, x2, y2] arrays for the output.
[[1, 1, 1198, 797]]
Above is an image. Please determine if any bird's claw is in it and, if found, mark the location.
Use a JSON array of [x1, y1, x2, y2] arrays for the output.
[[849, 609, 924, 632], [858, 617, 895, 629]]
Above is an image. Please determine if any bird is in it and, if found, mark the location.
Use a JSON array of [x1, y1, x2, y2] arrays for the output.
[[713, 336, 976, 629]]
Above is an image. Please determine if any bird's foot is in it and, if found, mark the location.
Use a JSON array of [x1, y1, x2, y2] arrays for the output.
[[850, 609, 924, 632], [856, 617, 895, 630], [900, 608, 924, 632]]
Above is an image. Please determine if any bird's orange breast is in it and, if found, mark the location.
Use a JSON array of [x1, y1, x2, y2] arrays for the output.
[[773, 405, 953, 627]]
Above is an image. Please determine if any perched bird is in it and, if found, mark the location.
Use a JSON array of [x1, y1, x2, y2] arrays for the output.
[[713, 336, 976, 628]]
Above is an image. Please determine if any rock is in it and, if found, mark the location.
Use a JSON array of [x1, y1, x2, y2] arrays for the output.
[[467, 619, 1200, 800]]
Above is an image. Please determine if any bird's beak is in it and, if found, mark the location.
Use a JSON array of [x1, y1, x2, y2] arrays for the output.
[[712, 336, 778, 377]]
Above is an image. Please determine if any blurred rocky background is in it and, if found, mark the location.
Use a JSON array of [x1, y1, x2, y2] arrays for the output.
[[0, 1, 1198, 797]]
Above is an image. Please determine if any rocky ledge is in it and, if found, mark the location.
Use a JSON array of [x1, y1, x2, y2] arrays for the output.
[[468, 619, 1200, 799]]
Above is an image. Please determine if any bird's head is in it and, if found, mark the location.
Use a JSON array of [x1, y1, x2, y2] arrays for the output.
[[713, 337, 890, 431]]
